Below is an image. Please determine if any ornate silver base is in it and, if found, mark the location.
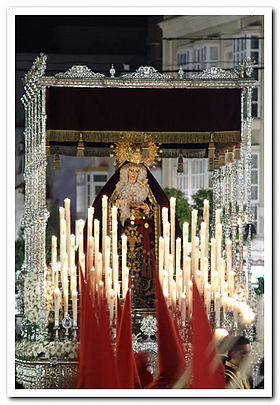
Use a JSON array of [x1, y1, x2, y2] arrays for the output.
[[15, 358, 78, 389]]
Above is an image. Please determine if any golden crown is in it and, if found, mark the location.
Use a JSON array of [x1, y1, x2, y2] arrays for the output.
[[110, 134, 162, 169]]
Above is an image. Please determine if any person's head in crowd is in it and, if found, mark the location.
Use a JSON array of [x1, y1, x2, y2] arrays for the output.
[[227, 336, 251, 366]]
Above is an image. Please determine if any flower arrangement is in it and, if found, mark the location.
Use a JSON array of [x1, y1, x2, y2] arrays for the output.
[[23, 266, 62, 325], [15, 339, 79, 361]]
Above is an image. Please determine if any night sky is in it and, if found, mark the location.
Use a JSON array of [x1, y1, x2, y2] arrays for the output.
[[16, 15, 150, 56]]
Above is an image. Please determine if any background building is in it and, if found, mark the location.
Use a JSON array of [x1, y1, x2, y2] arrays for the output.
[[158, 15, 264, 281]]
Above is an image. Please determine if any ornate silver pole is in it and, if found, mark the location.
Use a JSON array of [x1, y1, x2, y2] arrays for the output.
[[245, 86, 253, 304], [236, 87, 246, 287]]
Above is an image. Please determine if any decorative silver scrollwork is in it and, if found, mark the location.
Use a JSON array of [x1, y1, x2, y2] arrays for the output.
[[178, 67, 184, 79], [234, 57, 256, 78], [110, 64, 116, 78], [121, 66, 171, 79], [140, 315, 157, 338], [55, 65, 105, 79], [192, 66, 239, 80]]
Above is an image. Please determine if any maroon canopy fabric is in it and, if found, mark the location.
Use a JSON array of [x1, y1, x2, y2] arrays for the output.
[[46, 86, 241, 134]]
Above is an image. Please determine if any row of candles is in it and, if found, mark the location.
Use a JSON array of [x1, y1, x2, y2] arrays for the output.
[[158, 198, 254, 326], [51, 197, 131, 327], [51, 195, 254, 329]]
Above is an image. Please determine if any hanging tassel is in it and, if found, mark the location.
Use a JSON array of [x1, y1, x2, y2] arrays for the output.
[[227, 148, 234, 164], [233, 143, 241, 160], [208, 158, 214, 172], [54, 154, 61, 170], [208, 133, 216, 159], [177, 152, 184, 173], [46, 140, 51, 156], [77, 133, 84, 158], [219, 151, 225, 167], [213, 155, 219, 170]]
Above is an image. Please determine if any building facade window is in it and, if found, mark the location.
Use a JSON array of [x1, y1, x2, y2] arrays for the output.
[[177, 158, 209, 201], [233, 34, 261, 118], [86, 172, 108, 207], [176, 44, 219, 78], [176, 49, 192, 78]]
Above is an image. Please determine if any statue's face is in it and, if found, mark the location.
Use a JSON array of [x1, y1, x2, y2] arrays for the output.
[[128, 167, 140, 184]]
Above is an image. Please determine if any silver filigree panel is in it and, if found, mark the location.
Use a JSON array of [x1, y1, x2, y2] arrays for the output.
[[121, 66, 171, 79], [192, 66, 239, 80], [55, 65, 105, 79]]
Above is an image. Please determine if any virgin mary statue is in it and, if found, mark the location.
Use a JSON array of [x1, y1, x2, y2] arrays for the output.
[[90, 161, 181, 310]]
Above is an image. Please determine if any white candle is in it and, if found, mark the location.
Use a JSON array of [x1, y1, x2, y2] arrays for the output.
[[193, 236, 199, 275], [70, 265, 77, 294], [228, 270, 235, 297], [181, 292, 186, 323], [60, 219, 67, 263], [191, 209, 198, 246], [219, 258, 225, 296], [72, 289, 78, 326], [112, 219, 118, 258], [61, 253, 68, 288], [176, 237, 181, 274], [215, 224, 222, 273], [215, 292, 221, 326], [187, 280, 193, 316], [106, 267, 112, 298], [158, 236, 164, 285], [70, 234, 76, 269], [112, 205, 118, 223], [63, 276, 68, 316], [171, 279, 176, 312], [163, 221, 170, 272], [162, 207, 168, 225], [64, 198, 71, 269], [89, 266, 96, 299], [203, 200, 209, 258], [162, 269, 168, 297], [205, 283, 211, 316], [113, 253, 119, 289], [123, 267, 129, 298], [102, 196, 108, 266], [51, 236, 57, 284], [200, 221, 206, 261], [170, 197, 176, 263], [121, 234, 127, 274], [210, 238, 216, 285], [105, 235, 111, 274], [183, 256, 191, 289], [94, 219, 100, 269], [168, 254, 174, 292], [79, 252, 85, 281], [226, 239, 232, 282], [183, 222, 189, 274], [87, 206, 94, 238], [176, 268, 183, 303], [87, 207, 94, 269], [54, 287, 60, 326], [215, 208, 222, 225], [212, 270, 219, 296], [96, 252, 102, 286], [87, 236, 94, 279], [109, 289, 115, 323], [203, 257, 208, 295], [77, 219, 84, 256], [195, 269, 202, 294], [59, 207, 65, 223]]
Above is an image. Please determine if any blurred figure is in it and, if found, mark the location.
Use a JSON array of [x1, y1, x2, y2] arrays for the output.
[[134, 351, 154, 388], [255, 360, 264, 389], [224, 336, 252, 389]]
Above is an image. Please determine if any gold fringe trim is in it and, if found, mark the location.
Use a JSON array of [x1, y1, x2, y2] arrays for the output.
[[46, 129, 241, 145]]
